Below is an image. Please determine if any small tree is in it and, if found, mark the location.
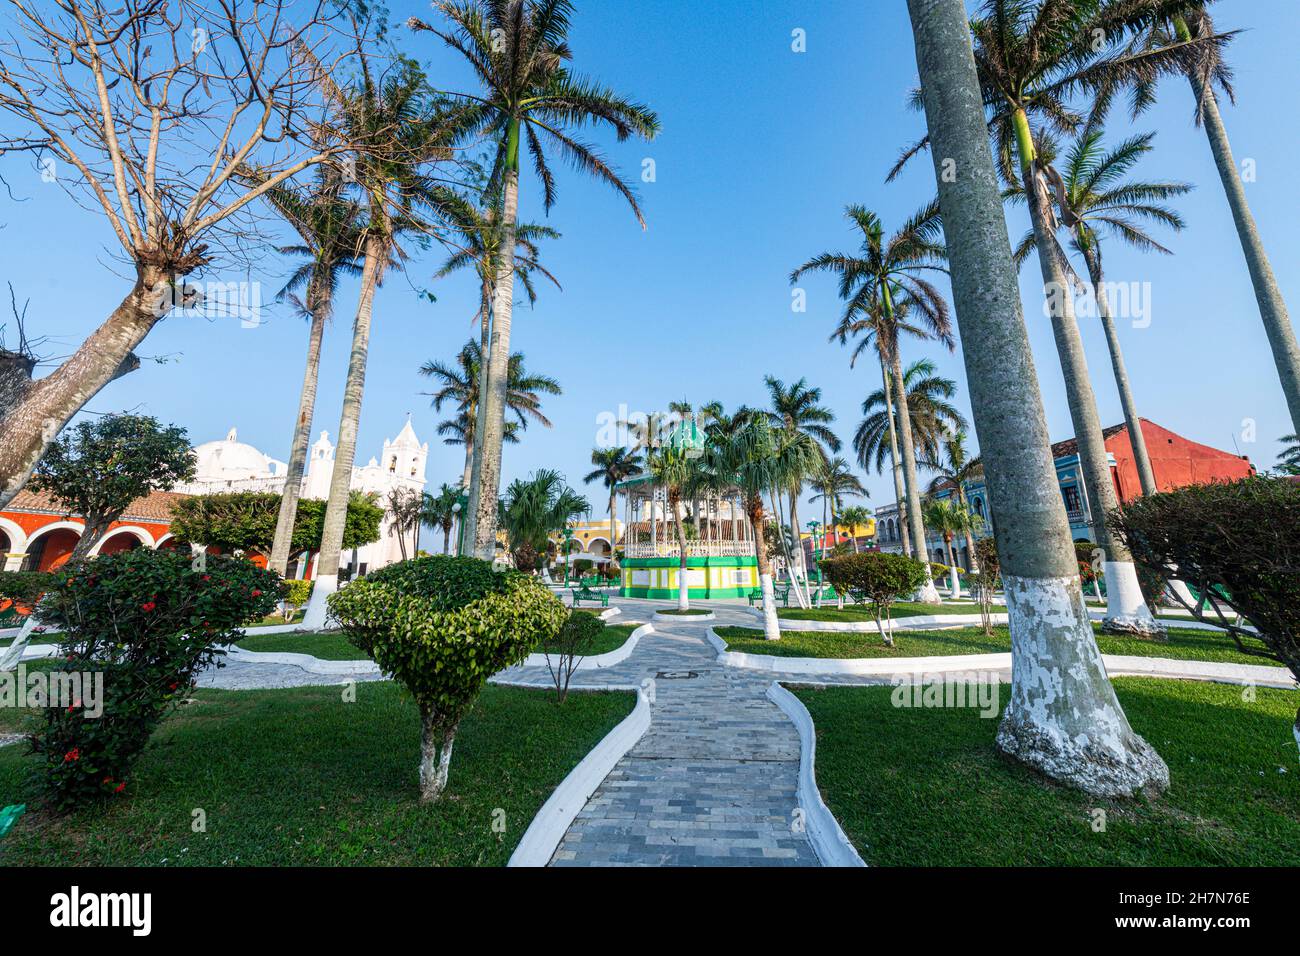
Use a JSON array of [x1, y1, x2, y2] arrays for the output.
[[971, 537, 1002, 637], [31, 415, 195, 560], [820, 552, 926, 646], [543, 610, 604, 704], [281, 580, 314, 622], [169, 491, 382, 565], [328, 555, 565, 802], [32, 550, 281, 810]]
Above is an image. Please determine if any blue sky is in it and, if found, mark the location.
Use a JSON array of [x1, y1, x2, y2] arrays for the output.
[[3, 0, 1297, 524]]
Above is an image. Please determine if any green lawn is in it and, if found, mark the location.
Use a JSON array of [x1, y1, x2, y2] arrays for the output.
[[235, 621, 641, 662], [0, 633, 56, 648], [656, 608, 712, 616], [0, 682, 634, 866], [715, 623, 1284, 667], [247, 610, 305, 628], [796, 678, 1300, 865], [777, 601, 987, 623]]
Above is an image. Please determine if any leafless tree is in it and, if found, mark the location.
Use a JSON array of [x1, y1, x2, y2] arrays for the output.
[[0, 0, 351, 509]]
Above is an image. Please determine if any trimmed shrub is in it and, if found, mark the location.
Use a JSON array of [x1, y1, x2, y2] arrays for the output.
[[31, 550, 282, 811], [820, 552, 927, 646], [0, 570, 56, 610], [1113, 477, 1298, 684], [572, 558, 594, 577], [328, 555, 566, 802], [281, 579, 314, 621]]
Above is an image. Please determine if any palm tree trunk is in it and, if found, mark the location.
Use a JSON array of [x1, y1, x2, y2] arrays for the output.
[[747, 498, 780, 641], [885, 327, 939, 603], [1173, 16, 1300, 432], [672, 496, 689, 610], [879, 354, 912, 557], [301, 234, 385, 630], [0, 265, 171, 510], [463, 285, 493, 552], [1083, 248, 1158, 496], [944, 534, 959, 597], [907, 0, 1167, 797], [608, 490, 619, 571], [269, 270, 331, 577], [471, 149, 521, 560], [787, 492, 812, 608], [1012, 109, 1161, 639], [954, 485, 980, 574]]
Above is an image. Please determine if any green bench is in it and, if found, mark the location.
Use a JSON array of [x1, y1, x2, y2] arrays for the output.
[[571, 582, 609, 608], [747, 582, 791, 607]]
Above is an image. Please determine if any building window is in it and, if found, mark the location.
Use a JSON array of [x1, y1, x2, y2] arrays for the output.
[[1062, 485, 1083, 515], [389, 456, 397, 473], [973, 497, 984, 519]]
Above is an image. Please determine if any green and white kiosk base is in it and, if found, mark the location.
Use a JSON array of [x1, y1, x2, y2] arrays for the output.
[[620, 555, 757, 600]]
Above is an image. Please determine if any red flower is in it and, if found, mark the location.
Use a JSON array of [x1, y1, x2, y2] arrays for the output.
[[63, 748, 80, 763], [169, 682, 178, 691], [103, 777, 113, 785], [114, 782, 126, 794], [251, 589, 262, 597], [140, 601, 156, 612], [202, 575, 211, 582]]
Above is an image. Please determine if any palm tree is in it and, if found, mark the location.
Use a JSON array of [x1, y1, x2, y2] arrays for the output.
[[855, 358, 966, 474], [905, 0, 1168, 796], [922, 498, 981, 598], [302, 54, 464, 630], [763, 376, 840, 605], [1136, 6, 1300, 432], [1008, 129, 1190, 496], [923, 430, 984, 571], [703, 418, 821, 640], [436, 195, 561, 520], [808, 456, 868, 557], [419, 339, 561, 488], [499, 469, 589, 573], [412, 0, 660, 561], [645, 441, 702, 611], [791, 202, 953, 602], [1277, 435, 1300, 476], [583, 446, 644, 568], [422, 484, 461, 555], [895, 0, 1204, 634], [838, 505, 871, 553], [257, 168, 366, 578]]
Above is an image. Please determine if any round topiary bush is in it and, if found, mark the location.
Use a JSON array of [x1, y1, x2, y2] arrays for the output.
[[820, 552, 928, 645], [31, 550, 282, 811], [328, 555, 566, 802]]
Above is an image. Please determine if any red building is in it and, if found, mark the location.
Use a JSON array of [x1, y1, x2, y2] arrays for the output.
[[1051, 417, 1256, 505], [0, 488, 186, 573]]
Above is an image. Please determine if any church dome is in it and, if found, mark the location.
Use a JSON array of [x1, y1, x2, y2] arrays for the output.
[[193, 427, 280, 481]]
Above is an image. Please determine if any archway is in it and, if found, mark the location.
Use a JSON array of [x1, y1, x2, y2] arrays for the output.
[[93, 528, 150, 557], [23, 525, 82, 571]]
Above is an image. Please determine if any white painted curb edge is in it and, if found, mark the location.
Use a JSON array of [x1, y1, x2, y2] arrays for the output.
[[742, 605, 1010, 633], [508, 684, 651, 867], [520, 622, 652, 671], [226, 646, 381, 675], [766, 681, 866, 868]]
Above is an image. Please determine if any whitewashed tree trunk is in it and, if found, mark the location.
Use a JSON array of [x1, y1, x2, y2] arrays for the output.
[[888, 345, 939, 603], [1014, 112, 1162, 640], [879, 355, 912, 558], [418, 713, 457, 804], [0, 610, 40, 671], [907, 0, 1167, 797]]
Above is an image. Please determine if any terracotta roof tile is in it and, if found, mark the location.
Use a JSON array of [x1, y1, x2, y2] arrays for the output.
[[6, 487, 191, 524]]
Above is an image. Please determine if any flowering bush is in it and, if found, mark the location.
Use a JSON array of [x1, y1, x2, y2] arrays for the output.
[[30, 549, 281, 811], [329, 555, 565, 802]]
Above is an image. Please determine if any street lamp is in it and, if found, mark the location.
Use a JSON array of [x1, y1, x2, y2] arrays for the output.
[[561, 526, 574, 587], [453, 493, 468, 557]]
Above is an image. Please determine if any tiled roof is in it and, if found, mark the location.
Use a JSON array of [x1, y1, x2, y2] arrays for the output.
[[5, 487, 191, 524], [1049, 422, 1129, 460]]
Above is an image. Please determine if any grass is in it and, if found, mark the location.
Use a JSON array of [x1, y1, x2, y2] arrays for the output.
[[795, 678, 1300, 865], [247, 610, 305, 628], [0, 682, 634, 866], [236, 621, 641, 662], [656, 608, 712, 616], [777, 601, 986, 622], [714, 623, 1285, 667], [0, 633, 56, 648]]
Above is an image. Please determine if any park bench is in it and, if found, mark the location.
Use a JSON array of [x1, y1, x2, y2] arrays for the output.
[[571, 582, 609, 607], [747, 582, 791, 607]]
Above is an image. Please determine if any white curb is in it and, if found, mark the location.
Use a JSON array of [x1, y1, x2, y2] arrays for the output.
[[708, 627, 1295, 688], [520, 622, 652, 671], [225, 645, 381, 676], [765, 682, 865, 868], [508, 684, 651, 867], [744, 606, 1007, 633], [654, 610, 716, 622]]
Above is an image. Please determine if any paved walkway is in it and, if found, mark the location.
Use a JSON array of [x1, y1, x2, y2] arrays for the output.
[[496, 603, 819, 866]]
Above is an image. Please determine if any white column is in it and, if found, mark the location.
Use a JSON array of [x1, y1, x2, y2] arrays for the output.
[[3, 553, 26, 572]]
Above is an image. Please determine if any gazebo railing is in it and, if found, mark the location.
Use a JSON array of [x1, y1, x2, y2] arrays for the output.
[[624, 540, 753, 559]]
